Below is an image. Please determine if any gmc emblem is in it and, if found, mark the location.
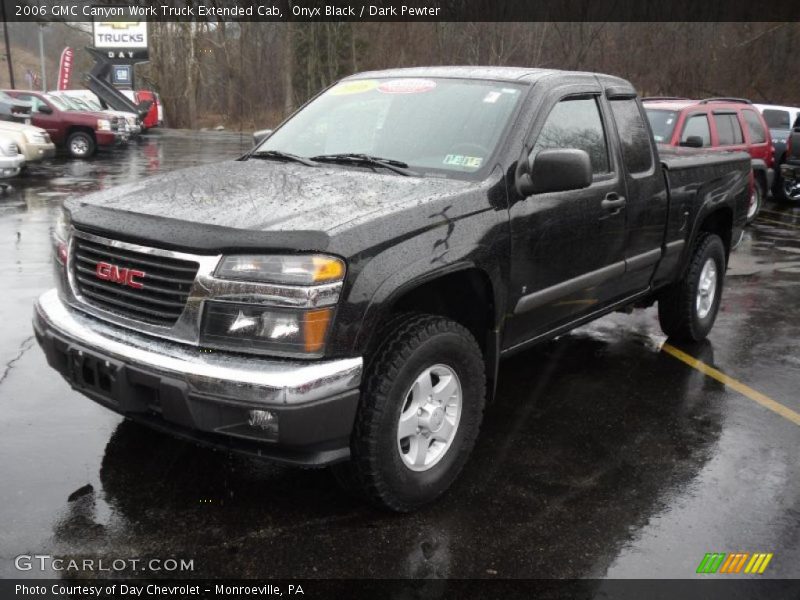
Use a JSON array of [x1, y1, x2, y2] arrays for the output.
[[95, 261, 145, 289]]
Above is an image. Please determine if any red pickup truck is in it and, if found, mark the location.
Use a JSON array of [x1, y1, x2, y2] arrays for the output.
[[3, 90, 124, 158]]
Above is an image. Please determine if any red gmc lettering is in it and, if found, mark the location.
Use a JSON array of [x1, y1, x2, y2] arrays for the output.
[[95, 261, 145, 289]]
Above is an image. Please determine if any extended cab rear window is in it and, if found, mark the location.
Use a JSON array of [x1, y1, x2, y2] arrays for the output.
[[610, 99, 653, 174]]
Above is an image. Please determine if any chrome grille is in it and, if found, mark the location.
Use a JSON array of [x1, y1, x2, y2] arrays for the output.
[[71, 235, 199, 326]]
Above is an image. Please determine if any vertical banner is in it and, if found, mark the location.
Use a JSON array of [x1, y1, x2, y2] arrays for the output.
[[57, 46, 73, 90]]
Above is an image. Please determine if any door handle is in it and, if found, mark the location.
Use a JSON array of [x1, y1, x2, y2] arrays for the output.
[[601, 193, 626, 211]]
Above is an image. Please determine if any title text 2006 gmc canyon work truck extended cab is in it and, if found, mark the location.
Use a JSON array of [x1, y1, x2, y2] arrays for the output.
[[34, 68, 749, 511]]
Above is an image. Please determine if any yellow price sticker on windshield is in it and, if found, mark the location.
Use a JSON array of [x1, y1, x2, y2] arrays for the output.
[[330, 80, 378, 95]]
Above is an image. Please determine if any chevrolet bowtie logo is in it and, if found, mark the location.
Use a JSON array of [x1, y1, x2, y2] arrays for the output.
[[101, 21, 140, 29], [696, 552, 774, 574]]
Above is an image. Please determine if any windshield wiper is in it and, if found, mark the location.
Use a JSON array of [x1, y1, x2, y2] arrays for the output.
[[310, 153, 417, 176], [249, 150, 318, 167]]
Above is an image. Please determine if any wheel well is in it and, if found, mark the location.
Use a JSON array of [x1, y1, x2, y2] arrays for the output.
[[699, 209, 733, 259], [67, 126, 95, 141], [389, 268, 495, 353]]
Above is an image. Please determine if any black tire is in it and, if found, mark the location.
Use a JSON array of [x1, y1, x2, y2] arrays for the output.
[[773, 163, 787, 202], [67, 131, 96, 158], [745, 178, 764, 224], [658, 233, 726, 342], [334, 314, 486, 512]]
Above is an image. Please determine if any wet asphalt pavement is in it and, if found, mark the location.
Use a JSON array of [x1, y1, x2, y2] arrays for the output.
[[0, 130, 798, 581]]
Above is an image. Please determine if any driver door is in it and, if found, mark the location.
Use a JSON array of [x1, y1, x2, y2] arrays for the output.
[[504, 87, 628, 350]]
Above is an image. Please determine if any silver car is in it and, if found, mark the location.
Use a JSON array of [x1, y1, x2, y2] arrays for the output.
[[0, 133, 25, 178]]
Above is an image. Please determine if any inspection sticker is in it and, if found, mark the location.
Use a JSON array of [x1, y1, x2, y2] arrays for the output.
[[378, 79, 437, 94], [443, 154, 483, 168], [483, 91, 502, 103], [330, 80, 379, 95]]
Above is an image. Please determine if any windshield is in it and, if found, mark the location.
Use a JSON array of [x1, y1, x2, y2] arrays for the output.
[[644, 109, 679, 143], [46, 95, 73, 111], [761, 109, 790, 130], [257, 78, 525, 176], [70, 97, 92, 111], [82, 97, 103, 111]]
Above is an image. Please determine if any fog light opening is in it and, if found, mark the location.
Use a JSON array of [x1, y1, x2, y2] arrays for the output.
[[248, 409, 278, 434]]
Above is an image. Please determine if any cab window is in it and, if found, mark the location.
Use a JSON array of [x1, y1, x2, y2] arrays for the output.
[[742, 109, 766, 144], [680, 114, 711, 147], [713, 113, 744, 145], [530, 97, 611, 175]]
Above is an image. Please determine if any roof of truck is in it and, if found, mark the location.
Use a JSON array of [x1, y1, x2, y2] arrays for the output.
[[343, 66, 632, 88]]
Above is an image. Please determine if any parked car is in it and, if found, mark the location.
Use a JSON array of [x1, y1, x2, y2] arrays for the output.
[[0, 90, 32, 124], [643, 97, 773, 223], [121, 89, 163, 129], [34, 67, 750, 512], [0, 132, 25, 178], [50, 93, 132, 141], [779, 126, 800, 201], [754, 103, 800, 200], [0, 120, 55, 165], [51, 90, 142, 137], [2, 90, 125, 158]]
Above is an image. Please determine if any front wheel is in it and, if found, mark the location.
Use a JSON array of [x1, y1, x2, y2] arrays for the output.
[[67, 131, 96, 158], [658, 233, 726, 342], [334, 314, 486, 512]]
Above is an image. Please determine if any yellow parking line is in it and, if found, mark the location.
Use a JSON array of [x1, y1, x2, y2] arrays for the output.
[[661, 343, 800, 427]]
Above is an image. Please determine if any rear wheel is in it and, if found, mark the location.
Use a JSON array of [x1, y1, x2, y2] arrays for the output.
[[658, 233, 726, 342], [783, 174, 800, 202], [746, 178, 764, 223], [334, 314, 486, 512], [67, 131, 95, 158]]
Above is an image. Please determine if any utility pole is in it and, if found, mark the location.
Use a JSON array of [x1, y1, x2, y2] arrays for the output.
[[38, 24, 47, 91], [1, 2, 15, 88]]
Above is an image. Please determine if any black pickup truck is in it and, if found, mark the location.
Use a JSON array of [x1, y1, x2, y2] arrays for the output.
[[34, 67, 749, 511]]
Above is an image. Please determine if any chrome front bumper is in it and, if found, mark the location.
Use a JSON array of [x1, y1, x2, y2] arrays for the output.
[[0, 153, 24, 177], [33, 289, 363, 465], [34, 289, 362, 406]]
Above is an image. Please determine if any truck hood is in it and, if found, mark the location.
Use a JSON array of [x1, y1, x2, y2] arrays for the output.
[[67, 159, 473, 250]]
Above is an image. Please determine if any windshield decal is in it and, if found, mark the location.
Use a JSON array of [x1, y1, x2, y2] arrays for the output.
[[378, 79, 437, 94], [443, 154, 483, 168], [330, 80, 379, 95]]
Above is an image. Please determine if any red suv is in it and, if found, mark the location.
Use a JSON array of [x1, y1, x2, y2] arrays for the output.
[[644, 97, 774, 223], [3, 90, 125, 158]]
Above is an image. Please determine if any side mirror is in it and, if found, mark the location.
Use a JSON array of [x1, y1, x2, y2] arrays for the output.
[[517, 148, 592, 196], [680, 136, 703, 148], [38, 104, 53, 115], [253, 128, 273, 145]]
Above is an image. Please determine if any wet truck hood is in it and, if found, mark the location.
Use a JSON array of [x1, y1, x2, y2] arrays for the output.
[[67, 159, 472, 253]]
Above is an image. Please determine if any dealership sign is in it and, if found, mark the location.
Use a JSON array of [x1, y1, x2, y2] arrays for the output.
[[57, 47, 74, 90], [92, 21, 149, 59]]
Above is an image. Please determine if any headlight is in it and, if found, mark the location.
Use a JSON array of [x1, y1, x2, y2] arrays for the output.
[[24, 130, 47, 144], [215, 254, 345, 285], [201, 302, 333, 356], [53, 208, 70, 265], [96, 119, 111, 131]]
